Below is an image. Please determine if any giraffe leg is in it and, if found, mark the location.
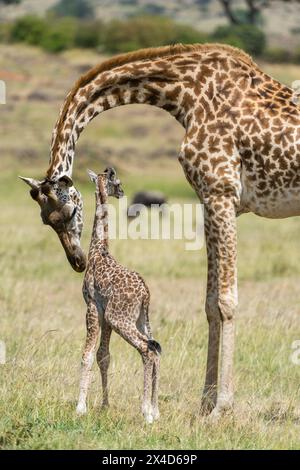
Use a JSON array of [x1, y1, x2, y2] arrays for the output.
[[76, 302, 99, 415], [143, 299, 153, 340], [96, 319, 112, 409], [137, 301, 160, 421], [201, 217, 221, 414], [201, 195, 238, 419], [151, 354, 160, 420], [141, 352, 156, 424], [105, 301, 156, 424], [215, 318, 235, 415], [201, 307, 221, 414]]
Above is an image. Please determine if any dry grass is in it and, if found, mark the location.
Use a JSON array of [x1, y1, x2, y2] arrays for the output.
[[0, 45, 300, 449]]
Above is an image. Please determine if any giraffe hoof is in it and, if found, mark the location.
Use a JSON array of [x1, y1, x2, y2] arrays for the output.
[[142, 403, 155, 424], [207, 407, 222, 423], [207, 402, 234, 423], [144, 413, 154, 424], [152, 407, 160, 421], [76, 403, 87, 416], [200, 401, 216, 416]]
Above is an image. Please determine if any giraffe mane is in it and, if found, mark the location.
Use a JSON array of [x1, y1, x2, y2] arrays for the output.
[[74, 43, 256, 92], [53, 43, 257, 151], [75, 43, 256, 95]]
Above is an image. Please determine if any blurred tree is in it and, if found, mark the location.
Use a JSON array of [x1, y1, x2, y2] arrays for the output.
[[219, 0, 265, 24], [102, 16, 208, 54], [74, 20, 103, 48], [50, 0, 93, 19], [195, 0, 211, 11], [41, 17, 77, 52], [212, 23, 266, 54], [219, 0, 300, 25], [0, 0, 21, 3], [10, 15, 45, 45]]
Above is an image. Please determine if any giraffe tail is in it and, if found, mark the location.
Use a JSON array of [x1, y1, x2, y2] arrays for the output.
[[142, 297, 161, 354], [142, 299, 152, 339], [148, 339, 162, 355]]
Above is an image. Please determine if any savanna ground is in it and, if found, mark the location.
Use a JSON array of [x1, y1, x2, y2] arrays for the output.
[[0, 44, 300, 450]]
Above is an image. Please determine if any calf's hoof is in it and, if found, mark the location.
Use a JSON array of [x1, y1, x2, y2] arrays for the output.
[[152, 406, 160, 421], [76, 402, 87, 416], [142, 403, 155, 424], [207, 401, 234, 423]]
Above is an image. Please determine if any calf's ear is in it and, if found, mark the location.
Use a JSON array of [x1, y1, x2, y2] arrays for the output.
[[87, 169, 98, 184]]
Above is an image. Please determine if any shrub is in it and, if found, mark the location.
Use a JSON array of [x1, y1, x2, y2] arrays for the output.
[[74, 20, 103, 49], [40, 18, 77, 53], [101, 16, 208, 54], [212, 24, 266, 56], [174, 24, 208, 44], [9, 15, 46, 45], [0, 0, 21, 3]]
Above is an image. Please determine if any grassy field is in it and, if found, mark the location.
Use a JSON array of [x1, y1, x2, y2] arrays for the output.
[[0, 45, 300, 449]]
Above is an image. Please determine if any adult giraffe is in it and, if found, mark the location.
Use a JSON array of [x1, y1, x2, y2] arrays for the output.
[[21, 43, 300, 418]]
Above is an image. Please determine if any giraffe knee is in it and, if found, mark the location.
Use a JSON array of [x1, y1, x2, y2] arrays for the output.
[[81, 350, 94, 369], [205, 297, 220, 324], [97, 348, 110, 369], [206, 296, 236, 322], [218, 296, 237, 322]]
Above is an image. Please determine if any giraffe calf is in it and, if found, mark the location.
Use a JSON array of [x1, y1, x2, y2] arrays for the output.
[[76, 167, 161, 424]]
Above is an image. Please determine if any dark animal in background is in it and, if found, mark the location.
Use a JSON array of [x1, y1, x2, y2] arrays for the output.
[[127, 191, 167, 218]]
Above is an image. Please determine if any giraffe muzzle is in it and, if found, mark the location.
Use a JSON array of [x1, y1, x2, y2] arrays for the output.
[[57, 231, 86, 272], [68, 249, 86, 273]]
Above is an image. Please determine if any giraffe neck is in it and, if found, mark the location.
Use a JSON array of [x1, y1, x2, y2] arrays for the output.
[[47, 55, 191, 179], [91, 181, 109, 248]]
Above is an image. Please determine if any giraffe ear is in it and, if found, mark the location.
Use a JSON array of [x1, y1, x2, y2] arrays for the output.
[[87, 169, 98, 184], [58, 175, 73, 188], [19, 176, 46, 206], [105, 167, 117, 181], [19, 176, 41, 190]]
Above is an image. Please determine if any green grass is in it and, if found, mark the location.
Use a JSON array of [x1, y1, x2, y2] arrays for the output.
[[0, 44, 300, 449], [1, 172, 300, 450]]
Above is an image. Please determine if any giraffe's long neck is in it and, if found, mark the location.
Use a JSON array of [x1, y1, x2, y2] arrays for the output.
[[47, 54, 191, 179], [91, 180, 109, 248]]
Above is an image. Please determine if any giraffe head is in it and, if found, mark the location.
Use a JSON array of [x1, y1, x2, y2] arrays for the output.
[[87, 167, 124, 199], [19, 175, 86, 272]]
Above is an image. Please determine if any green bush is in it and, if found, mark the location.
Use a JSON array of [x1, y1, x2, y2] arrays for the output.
[[74, 20, 103, 49], [0, 0, 21, 4], [101, 15, 208, 54], [174, 23, 208, 44], [1, 12, 271, 59], [212, 24, 266, 56], [4, 13, 207, 54], [9, 15, 46, 45], [40, 18, 77, 53]]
